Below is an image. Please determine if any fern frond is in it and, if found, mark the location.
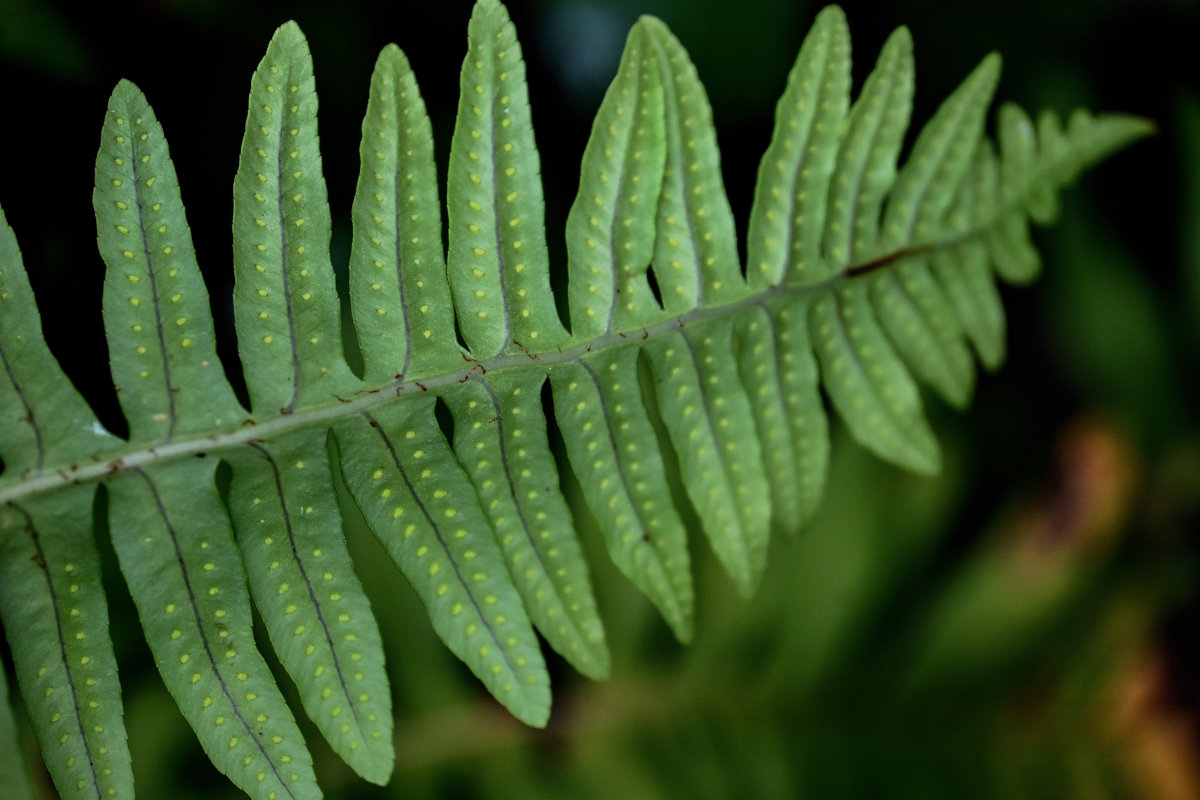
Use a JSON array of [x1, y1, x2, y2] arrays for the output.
[[0, 2, 1150, 797]]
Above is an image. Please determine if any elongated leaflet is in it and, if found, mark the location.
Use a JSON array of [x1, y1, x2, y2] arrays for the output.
[[233, 22, 358, 415], [447, 0, 567, 359], [444, 373, 609, 678], [747, 5, 851, 289], [551, 349, 694, 640], [0, 209, 119, 476], [350, 45, 460, 385], [566, 22, 668, 339], [0, 485, 132, 800], [645, 319, 770, 595], [95, 81, 245, 444], [335, 397, 551, 726], [108, 460, 319, 800], [226, 429, 394, 785]]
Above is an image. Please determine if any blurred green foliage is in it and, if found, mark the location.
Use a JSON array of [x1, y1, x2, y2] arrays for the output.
[[1, 0, 1197, 797]]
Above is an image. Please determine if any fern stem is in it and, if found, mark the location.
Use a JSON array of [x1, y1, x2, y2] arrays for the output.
[[0, 197, 1067, 509]]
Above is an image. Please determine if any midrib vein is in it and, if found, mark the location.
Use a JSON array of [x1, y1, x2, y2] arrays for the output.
[[0, 212, 1009, 506]]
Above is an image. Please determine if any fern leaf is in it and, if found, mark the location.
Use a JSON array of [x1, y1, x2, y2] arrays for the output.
[[334, 399, 552, 727], [108, 460, 320, 800], [0, 208, 120, 474], [746, 5, 851, 290], [0, 210, 132, 800], [349, 45, 459, 385], [551, 350, 695, 640], [232, 21, 358, 415], [0, 486, 133, 800], [447, 0, 568, 358], [824, 25, 914, 270], [0, 3, 1155, 796], [95, 80, 245, 442], [735, 302, 829, 534], [565, 21, 667, 339], [225, 430, 394, 785], [444, 374, 610, 679], [641, 17, 744, 312], [645, 319, 771, 595], [812, 279, 940, 473]]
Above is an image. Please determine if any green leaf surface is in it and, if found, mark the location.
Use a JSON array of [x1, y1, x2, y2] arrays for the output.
[[350, 44, 459, 385], [0, 6, 1155, 796], [0, 484, 132, 800], [0, 207, 119, 476], [931, 146, 1006, 370], [823, 25, 913, 268], [640, 16, 745, 312], [880, 53, 1000, 250], [444, 373, 609, 679], [334, 399, 551, 726], [550, 350, 694, 640], [447, 0, 567, 359], [746, 5, 850, 289], [232, 21, 358, 415], [108, 460, 319, 800], [226, 429, 393, 785], [645, 318, 770, 595], [95, 80, 246, 444], [868, 260, 974, 407], [0, 656, 35, 800], [810, 281, 939, 474], [736, 301, 829, 534], [565, 22, 667, 339], [931, 242, 1005, 371]]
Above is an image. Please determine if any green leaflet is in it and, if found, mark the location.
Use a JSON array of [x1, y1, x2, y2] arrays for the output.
[[868, 259, 975, 408], [0, 655, 35, 800], [551, 349, 694, 640], [0, 207, 119, 475], [232, 22, 358, 415], [810, 281, 939, 474], [350, 44, 459, 385], [640, 16, 745, 313], [444, 373, 609, 679], [225, 429, 393, 785], [0, 485, 132, 800], [746, 5, 850, 289], [108, 459, 319, 800], [334, 397, 551, 727], [565, 22, 667, 339], [0, 2, 1155, 796], [823, 25, 914, 268], [879, 53, 1000, 250], [736, 301, 829, 534], [95, 80, 245, 443], [447, 0, 567, 359], [645, 319, 770, 596]]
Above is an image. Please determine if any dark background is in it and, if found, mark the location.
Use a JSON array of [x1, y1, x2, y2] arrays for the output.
[[1, 0, 1198, 797]]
